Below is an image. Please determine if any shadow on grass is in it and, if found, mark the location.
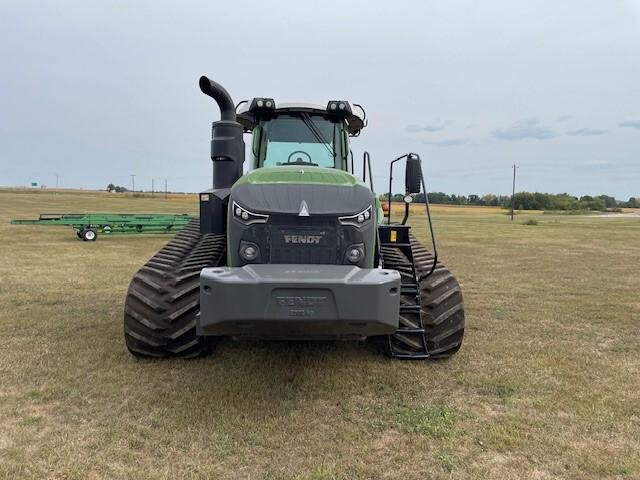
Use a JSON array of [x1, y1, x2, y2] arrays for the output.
[[116, 337, 437, 429]]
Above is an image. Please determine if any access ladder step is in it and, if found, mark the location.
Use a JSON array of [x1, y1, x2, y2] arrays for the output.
[[400, 304, 421, 313], [395, 328, 425, 334], [400, 285, 419, 296], [390, 353, 430, 360], [380, 242, 412, 248]]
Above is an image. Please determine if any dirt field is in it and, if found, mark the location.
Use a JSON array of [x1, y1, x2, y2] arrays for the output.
[[0, 190, 638, 479]]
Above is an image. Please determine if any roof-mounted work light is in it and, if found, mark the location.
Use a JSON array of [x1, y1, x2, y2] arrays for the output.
[[249, 97, 276, 113], [326, 101, 352, 116]]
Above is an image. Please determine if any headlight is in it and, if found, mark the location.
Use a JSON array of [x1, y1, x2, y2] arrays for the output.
[[339, 206, 373, 228], [345, 244, 365, 264], [239, 241, 260, 262], [232, 201, 268, 225]]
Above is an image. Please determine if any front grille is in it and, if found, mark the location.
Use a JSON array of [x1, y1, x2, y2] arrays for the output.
[[268, 216, 339, 264]]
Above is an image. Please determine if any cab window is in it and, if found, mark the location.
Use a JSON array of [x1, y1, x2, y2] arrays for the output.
[[254, 115, 346, 169]]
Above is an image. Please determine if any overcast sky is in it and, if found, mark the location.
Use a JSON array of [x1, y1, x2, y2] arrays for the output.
[[1, 0, 639, 198]]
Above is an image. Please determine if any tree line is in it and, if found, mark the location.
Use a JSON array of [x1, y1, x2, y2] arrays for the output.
[[381, 192, 639, 210], [106, 183, 129, 193]]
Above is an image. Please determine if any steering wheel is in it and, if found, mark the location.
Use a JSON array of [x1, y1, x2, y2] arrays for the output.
[[285, 150, 317, 166]]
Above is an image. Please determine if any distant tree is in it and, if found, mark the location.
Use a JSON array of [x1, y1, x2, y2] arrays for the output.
[[468, 194, 480, 205], [106, 183, 116, 192], [552, 194, 580, 210], [427, 192, 448, 204], [482, 194, 499, 206], [582, 197, 606, 210], [625, 197, 638, 208], [596, 195, 618, 208]]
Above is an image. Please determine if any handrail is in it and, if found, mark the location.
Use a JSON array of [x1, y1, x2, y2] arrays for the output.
[[363, 151, 374, 192]]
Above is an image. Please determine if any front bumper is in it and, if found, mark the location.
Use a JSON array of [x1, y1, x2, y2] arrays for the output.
[[198, 265, 401, 338]]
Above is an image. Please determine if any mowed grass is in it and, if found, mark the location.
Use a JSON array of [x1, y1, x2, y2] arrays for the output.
[[0, 190, 639, 479]]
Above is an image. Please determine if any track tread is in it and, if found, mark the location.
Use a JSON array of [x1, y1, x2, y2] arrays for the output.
[[378, 235, 465, 360], [410, 234, 465, 359], [123, 219, 226, 358]]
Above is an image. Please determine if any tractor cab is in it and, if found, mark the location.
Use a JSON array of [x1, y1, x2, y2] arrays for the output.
[[236, 100, 365, 172]]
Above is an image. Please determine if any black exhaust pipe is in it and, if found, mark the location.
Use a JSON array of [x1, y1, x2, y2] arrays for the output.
[[198, 75, 245, 235], [198, 75, 244, 190], [199, 76, 236, 122]]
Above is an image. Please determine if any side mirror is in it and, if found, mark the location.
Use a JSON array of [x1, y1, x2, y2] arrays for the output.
[[405, 155, 422, 194]]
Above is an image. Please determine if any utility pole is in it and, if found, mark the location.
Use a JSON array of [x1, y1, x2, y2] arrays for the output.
[[151, 178, 154, 198], [55, 173, 59, 190], [510, 164, 517, 221], [164, 179, 168, 200], [130, 174, 136, 193]]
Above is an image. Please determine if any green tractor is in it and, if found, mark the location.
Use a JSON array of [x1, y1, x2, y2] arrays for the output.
[[123, 76, 464, 360]]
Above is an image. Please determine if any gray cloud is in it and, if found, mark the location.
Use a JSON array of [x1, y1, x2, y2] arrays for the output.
[[558, 115, 573, 121], [619, 120, 640, 129], [492, 118, 559, 141], [566, 128, 608, 136], [405, 124, 445, 133], [423, 138, 468, 147]]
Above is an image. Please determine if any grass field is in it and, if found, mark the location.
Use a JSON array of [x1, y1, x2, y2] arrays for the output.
[[0, 190, 639, 479]]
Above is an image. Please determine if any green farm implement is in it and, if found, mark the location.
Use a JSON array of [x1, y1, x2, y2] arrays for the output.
[[11, 213, 196, 241]]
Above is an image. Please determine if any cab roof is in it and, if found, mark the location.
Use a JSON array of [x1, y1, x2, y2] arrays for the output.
[[236, 101, 366, 136]]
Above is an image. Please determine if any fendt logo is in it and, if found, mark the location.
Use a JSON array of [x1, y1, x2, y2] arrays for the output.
[[284, 234, 324, 244], [276, 296, 327, 307]]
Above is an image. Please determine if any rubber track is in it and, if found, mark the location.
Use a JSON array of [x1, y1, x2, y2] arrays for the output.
[[381, 235, 465, 359], [410, 234, 465, 358], [123, 219, 226, 358]]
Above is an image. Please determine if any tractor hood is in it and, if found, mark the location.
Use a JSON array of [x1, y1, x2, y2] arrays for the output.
[[231, 167, 374, 216]]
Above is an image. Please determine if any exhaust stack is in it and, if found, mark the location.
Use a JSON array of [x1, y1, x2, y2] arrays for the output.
[[199, 76, 236, 122], [199, 75, 244, 190]]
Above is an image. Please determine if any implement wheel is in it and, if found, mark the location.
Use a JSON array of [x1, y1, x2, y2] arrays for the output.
[[123, 220, 226, 358], [81, 229, 97, 241]]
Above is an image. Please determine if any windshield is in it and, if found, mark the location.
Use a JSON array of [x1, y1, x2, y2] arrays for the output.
[[255, 115, 344, 169]]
